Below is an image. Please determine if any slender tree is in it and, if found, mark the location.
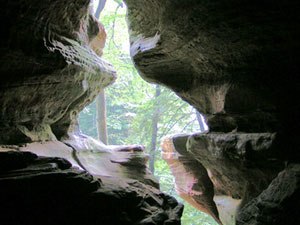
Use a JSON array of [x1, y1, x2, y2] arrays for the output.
[[96, 90, 108, 144], [149, 85, 161, 173], [94, 0, 107, 19], [93, 0, 109, 144], [196, 110, 205, 132]]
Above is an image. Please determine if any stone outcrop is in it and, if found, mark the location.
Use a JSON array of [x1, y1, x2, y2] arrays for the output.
[[0, 0, 184, 224], [1, 0, 300, 224], [125, 0, 300, 224], [162, 135, 222, 224], [0, 0, 115, 144], [162, 133, 284, 224], [0, 151, 183, 225], [1, 135, 159, 188], [125, 0, 299, 157]]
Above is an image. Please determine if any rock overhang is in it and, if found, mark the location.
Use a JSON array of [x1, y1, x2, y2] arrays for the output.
[[124, 0, 300, 224]]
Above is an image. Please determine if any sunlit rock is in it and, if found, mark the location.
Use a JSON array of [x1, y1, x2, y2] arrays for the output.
[[162, 135, 222, 224], [12, 134, 159, 188], [0, 0, 184, 224], [0, 0, 116, 144], [162, 132, 284, 224], [89, 21, 107, 56]]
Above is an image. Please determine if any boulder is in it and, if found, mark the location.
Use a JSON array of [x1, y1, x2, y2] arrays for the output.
[[4, 134, 159, 188]]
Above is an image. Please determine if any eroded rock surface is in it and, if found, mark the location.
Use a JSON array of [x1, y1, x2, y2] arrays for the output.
[[1, 0, 299, 224], [0, 0, 115, 144], [125, 0, 300, 158], [125, 0, 300, 224], [0, 135, 159, 188], [162, 135, 222, 224], [0, 151, 183, 225], [162, 133, 285, 224], [0, 0, 184, 224], [185, 132, 283, 200]]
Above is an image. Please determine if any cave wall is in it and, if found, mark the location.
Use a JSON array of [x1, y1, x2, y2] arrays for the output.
[[125, 0, 299, 143], [0, 0, 117, 144], [0, 0, 184, 224], [1, 0, 299, 224], [124, 0, 300, 224]]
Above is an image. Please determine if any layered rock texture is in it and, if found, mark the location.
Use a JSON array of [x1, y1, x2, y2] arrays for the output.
[[0, 0, 115, 144], [0, 0, 183, 224], [125, 0, 300, 224], [1, 0, 300, 224], [0, 151, 183, 225]]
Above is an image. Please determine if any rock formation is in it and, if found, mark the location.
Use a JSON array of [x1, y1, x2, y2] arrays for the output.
[[124, 0, 300, 224], [162, 135, 223, 224], [0, 0, 183, 224], [0, 0, 115, 144], [0, 151, 183, 225], [1, 0, 299, 224]]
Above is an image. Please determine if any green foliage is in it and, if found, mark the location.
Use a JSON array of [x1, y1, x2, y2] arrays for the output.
[[79, 1, 216, 224]]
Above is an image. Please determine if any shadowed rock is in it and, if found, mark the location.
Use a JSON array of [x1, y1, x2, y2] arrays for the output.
[[125, 0, 300, 224], [124, 0, 299, 143], [1, 0, 300, 224], [236, 164, 300, 225], [0, 151, 183, 225]]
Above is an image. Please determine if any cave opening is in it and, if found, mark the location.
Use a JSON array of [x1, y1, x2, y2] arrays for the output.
[[1, 0, 299, 224], [78, 1, 215, 224]]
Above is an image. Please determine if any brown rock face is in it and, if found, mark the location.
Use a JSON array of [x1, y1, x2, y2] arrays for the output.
[[125, 0, 300, 224], [162, 133, 284, 224], [162, 135, 222, 224], [9, 137, 159, 188]]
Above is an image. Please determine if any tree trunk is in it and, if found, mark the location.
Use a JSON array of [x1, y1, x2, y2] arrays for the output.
[[94, 0, 107, 19], [196, 110, 205, 132], [149, 85, 161, 174], [96, 90, 108, 144]]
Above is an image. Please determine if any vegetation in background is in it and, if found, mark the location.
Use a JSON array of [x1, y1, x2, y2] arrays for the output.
[[79, 1, 215, 224]]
